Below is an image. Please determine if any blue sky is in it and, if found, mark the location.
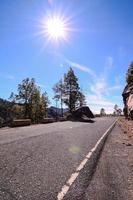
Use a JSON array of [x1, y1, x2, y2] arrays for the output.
[[0, 0, 133, 113]]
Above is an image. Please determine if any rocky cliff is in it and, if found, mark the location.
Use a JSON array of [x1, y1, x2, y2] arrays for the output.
[[122, 62, 133, 119]]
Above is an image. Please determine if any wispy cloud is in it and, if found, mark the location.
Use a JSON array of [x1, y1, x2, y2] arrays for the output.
[[65, 59, 96, 78], [108, 85, 122, 91], [0, 73, 15, 80], [105, 56, 114, 68], [86, 71, 122, 113], [87, 95, 114, 106], [49, 50, 97, 78], [90, 78, 106, 97]]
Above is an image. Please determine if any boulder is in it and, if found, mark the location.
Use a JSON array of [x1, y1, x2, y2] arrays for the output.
[[67, 106, 94, 121]]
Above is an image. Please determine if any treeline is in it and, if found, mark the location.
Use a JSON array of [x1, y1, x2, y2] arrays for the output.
[[9, 78, 49, 123], [0, 68, 86, 126]]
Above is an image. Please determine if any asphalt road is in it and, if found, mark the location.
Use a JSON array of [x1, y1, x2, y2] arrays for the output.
[[0, 117, 116, 200]]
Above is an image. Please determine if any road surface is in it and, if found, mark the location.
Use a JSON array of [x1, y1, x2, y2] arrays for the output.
[[0, 117, 116, 200]]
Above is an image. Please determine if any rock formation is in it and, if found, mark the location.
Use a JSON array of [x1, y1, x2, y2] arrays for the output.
[[67, 106, 94, 121], [122, 62, 133, 119]]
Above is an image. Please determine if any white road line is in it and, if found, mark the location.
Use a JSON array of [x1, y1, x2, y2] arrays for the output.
[[66, 172, 79, 185], [76, 158, 88, 171], [57, 120, 117, 200], [57, 185, 70, 200]]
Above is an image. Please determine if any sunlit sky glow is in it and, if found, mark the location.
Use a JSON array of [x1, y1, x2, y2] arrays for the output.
[[44, 15, 67, 41], [0, 0, 133, 113], [36, 9, 75, 47]]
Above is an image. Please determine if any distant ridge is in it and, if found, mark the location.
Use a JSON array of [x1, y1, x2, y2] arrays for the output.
[[48, 106, 68, 118]]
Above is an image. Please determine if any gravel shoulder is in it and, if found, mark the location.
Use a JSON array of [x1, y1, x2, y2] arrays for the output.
[[85, 119, 133, 200], [118, 117, 133, 139]]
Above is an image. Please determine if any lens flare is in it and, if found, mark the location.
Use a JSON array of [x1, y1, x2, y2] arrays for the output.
[[37, 11, 74, 44], [36, 10, 78, 47], [45, 16, 67, 40]]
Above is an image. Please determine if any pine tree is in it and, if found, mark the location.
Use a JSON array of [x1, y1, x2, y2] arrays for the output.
[[63, 68, 80, 113], [41, 92, 50, 118], [53, 68, 87, 113], [77, 90, 86, 107], [30, 87, 41, 123]]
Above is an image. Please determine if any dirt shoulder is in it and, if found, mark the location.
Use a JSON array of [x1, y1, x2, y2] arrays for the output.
[[118, 117, 133, 140], [84, 119, 133, 200]]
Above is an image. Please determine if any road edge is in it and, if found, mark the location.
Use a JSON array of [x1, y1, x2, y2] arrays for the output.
[[57, 118, 118, 200]]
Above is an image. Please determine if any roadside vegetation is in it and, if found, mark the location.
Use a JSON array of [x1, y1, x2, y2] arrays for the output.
[[0, 68, 86, 127], [1, 60, 132, 127]]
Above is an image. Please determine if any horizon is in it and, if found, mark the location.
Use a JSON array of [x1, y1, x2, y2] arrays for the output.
[[1, 0, 132, 114]]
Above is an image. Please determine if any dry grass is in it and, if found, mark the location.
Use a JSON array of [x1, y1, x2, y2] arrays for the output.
[[118, 117, 133, 140]]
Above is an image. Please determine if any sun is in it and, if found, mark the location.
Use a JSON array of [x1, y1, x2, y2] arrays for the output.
[[45, 16, 67, 41], [39, 13, 71, 43], [36, 11, 76, 45]]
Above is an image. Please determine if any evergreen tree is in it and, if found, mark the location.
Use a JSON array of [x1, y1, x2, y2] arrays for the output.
[[30, 87, 41, 123], [77, 90, 86, 107], [53, 68, 87, 113], [41, 92, 50, 118], [63, 68, 80, 113]]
